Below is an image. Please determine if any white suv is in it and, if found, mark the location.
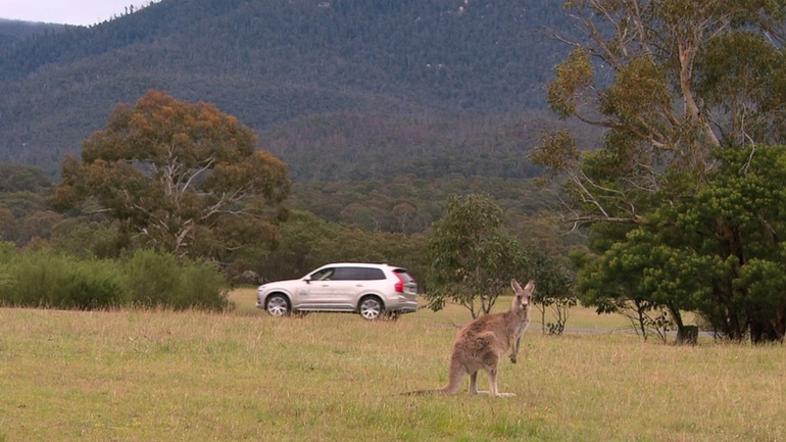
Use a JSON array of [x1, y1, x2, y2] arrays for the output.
[[256, 263, 418, 320]]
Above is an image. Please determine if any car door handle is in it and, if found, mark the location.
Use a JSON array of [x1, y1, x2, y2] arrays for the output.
[[321, 284, 330, 287], [355, 284, 364, 287]]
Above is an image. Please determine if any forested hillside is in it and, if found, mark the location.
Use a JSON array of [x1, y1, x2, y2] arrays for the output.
[[0, 0, 581, 178], [0, 19, 64, 43]]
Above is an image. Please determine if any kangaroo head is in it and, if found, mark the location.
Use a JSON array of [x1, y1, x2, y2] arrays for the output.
[[510, 279, 535, 313]]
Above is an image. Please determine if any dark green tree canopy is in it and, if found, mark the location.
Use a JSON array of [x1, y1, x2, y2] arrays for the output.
[[539, 0, 786, 342], [578, 146, 786, 342], [426, 194, 529, 318]]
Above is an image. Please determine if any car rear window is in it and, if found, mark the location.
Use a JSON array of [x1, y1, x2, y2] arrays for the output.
[[332, 267, 386, 281]]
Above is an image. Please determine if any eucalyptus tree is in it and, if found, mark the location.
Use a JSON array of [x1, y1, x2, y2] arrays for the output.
[[537, 0, 786, 342], [426, 194, 529, 319], [55, 90, 290, 262]]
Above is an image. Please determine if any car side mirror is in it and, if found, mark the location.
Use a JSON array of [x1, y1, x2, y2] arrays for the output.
[[304, 278, 311, 284]]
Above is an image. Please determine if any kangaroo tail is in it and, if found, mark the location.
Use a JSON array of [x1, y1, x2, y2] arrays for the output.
[[399, 389, 444, 396], [440, 356, 465, 395], [401, 356, 465, 396]]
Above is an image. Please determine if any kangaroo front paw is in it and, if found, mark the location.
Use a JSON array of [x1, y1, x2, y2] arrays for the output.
[[509, 355, 517, 364]]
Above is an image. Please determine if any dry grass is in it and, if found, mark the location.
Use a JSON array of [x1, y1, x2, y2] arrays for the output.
[[0, 289, 784, 441]]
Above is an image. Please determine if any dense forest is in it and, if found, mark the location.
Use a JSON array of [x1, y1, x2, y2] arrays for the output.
[[0, 0, 589, 178], [0, 19, 64, 43]]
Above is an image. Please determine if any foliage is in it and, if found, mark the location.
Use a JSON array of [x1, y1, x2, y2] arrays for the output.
[[0, 18, 64, 42], [0, 250, 127, 310], [123, 249, 228, 310], [0, 162, 52, 193], [0, 162, 62, 245], [0, 1, 580, 179], [426, 194, 528, 318], [577, 146, 786, 343], [48, 218, 128, 259], [537, 0, 786, 227], [290, 176, 558, 234], [540, 0, 786, 342], [254, 210, 429, 284], [55, 90, 290, 261], [528, 250, 576, 335], [0, 247, 228, 311]]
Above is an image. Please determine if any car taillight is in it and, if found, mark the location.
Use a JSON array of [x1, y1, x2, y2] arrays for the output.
[[394, 273, 405, 293]]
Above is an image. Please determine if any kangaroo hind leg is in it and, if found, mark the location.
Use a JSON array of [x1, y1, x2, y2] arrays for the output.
[[469, 371, 480, 395], [487, 366, 515, 398]]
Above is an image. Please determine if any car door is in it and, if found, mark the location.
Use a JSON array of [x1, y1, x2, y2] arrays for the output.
[[328, 267, 365, 310], [299, 267, 336, 309]]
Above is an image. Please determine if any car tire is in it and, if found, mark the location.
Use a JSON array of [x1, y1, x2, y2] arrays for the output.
[[265, 294, 291, 317], [358, 296, 383, 321]]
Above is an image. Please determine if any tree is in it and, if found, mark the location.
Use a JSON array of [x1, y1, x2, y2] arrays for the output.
[[55, 90, 290, 263], [540, 0, 786, 225], [538, 1, 786, 342], [578, 146, 786, 343], [0, 206, 16, 242], [426, 194, 528, 319], [575, 230, 711, 342], [528, 250, 576, 335]]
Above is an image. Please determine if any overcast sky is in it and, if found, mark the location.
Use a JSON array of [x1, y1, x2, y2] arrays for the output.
[[0, 0, 161, 25]]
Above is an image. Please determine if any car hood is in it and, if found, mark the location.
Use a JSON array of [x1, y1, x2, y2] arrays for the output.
[[258, 279, 304, 292]]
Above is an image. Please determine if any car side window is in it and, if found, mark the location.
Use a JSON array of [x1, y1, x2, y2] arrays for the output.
[[332, 267, 386, 281], [331, 268, 358, 281], [361, 268, 386, 280], [310, 268, 335, 281]]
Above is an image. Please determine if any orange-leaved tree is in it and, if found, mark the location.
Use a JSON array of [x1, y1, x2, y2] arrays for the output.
[[55, 90, 290, 261]]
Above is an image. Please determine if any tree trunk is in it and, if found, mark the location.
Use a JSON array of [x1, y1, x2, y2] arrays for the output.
[[634, 300, 648, 341], [675, 325, 698, 345], [666, 303, 691, 345], [750, 318, 783, 343]]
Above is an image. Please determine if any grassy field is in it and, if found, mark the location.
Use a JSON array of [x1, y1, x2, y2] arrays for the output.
[[1, 289, 784, 441]]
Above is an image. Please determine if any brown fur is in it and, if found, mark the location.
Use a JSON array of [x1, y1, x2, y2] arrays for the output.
[[406, 279, 534, 397]]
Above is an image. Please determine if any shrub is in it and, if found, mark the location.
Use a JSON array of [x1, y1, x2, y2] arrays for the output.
[[0, 248, 228, 311], [122, 249, 228, 311], [0, 251, 126, 309]]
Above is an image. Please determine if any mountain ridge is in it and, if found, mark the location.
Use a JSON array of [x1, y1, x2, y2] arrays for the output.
[[0, 0, 581, 179]]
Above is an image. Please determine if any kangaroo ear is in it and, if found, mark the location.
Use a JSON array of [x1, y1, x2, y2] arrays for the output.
[[524, 280, 535, 296], [511, 279, 523, 294]]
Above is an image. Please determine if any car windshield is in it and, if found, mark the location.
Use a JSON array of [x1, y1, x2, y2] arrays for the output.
[[309, 268, 335, 281]]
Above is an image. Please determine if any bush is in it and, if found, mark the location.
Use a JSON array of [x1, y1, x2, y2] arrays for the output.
[[123, 250, 228, 311], [0, 251, 126, 309], [0, 248, 228, 311]]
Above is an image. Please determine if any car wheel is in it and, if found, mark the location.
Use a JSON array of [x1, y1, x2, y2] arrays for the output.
[[359, 297, 383, 321], [266, 294, 290, 317]]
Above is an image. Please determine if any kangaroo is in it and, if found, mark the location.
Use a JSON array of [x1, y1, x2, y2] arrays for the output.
[[406, 279, 534, 397]]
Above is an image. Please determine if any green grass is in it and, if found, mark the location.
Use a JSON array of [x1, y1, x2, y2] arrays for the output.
[[1, 290, 784, 441]]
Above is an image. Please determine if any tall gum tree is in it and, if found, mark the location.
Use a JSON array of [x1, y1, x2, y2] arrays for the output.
[[537, 1, 786, 342], [540, 0, 786, 226], [55, 90, 290, 262]]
